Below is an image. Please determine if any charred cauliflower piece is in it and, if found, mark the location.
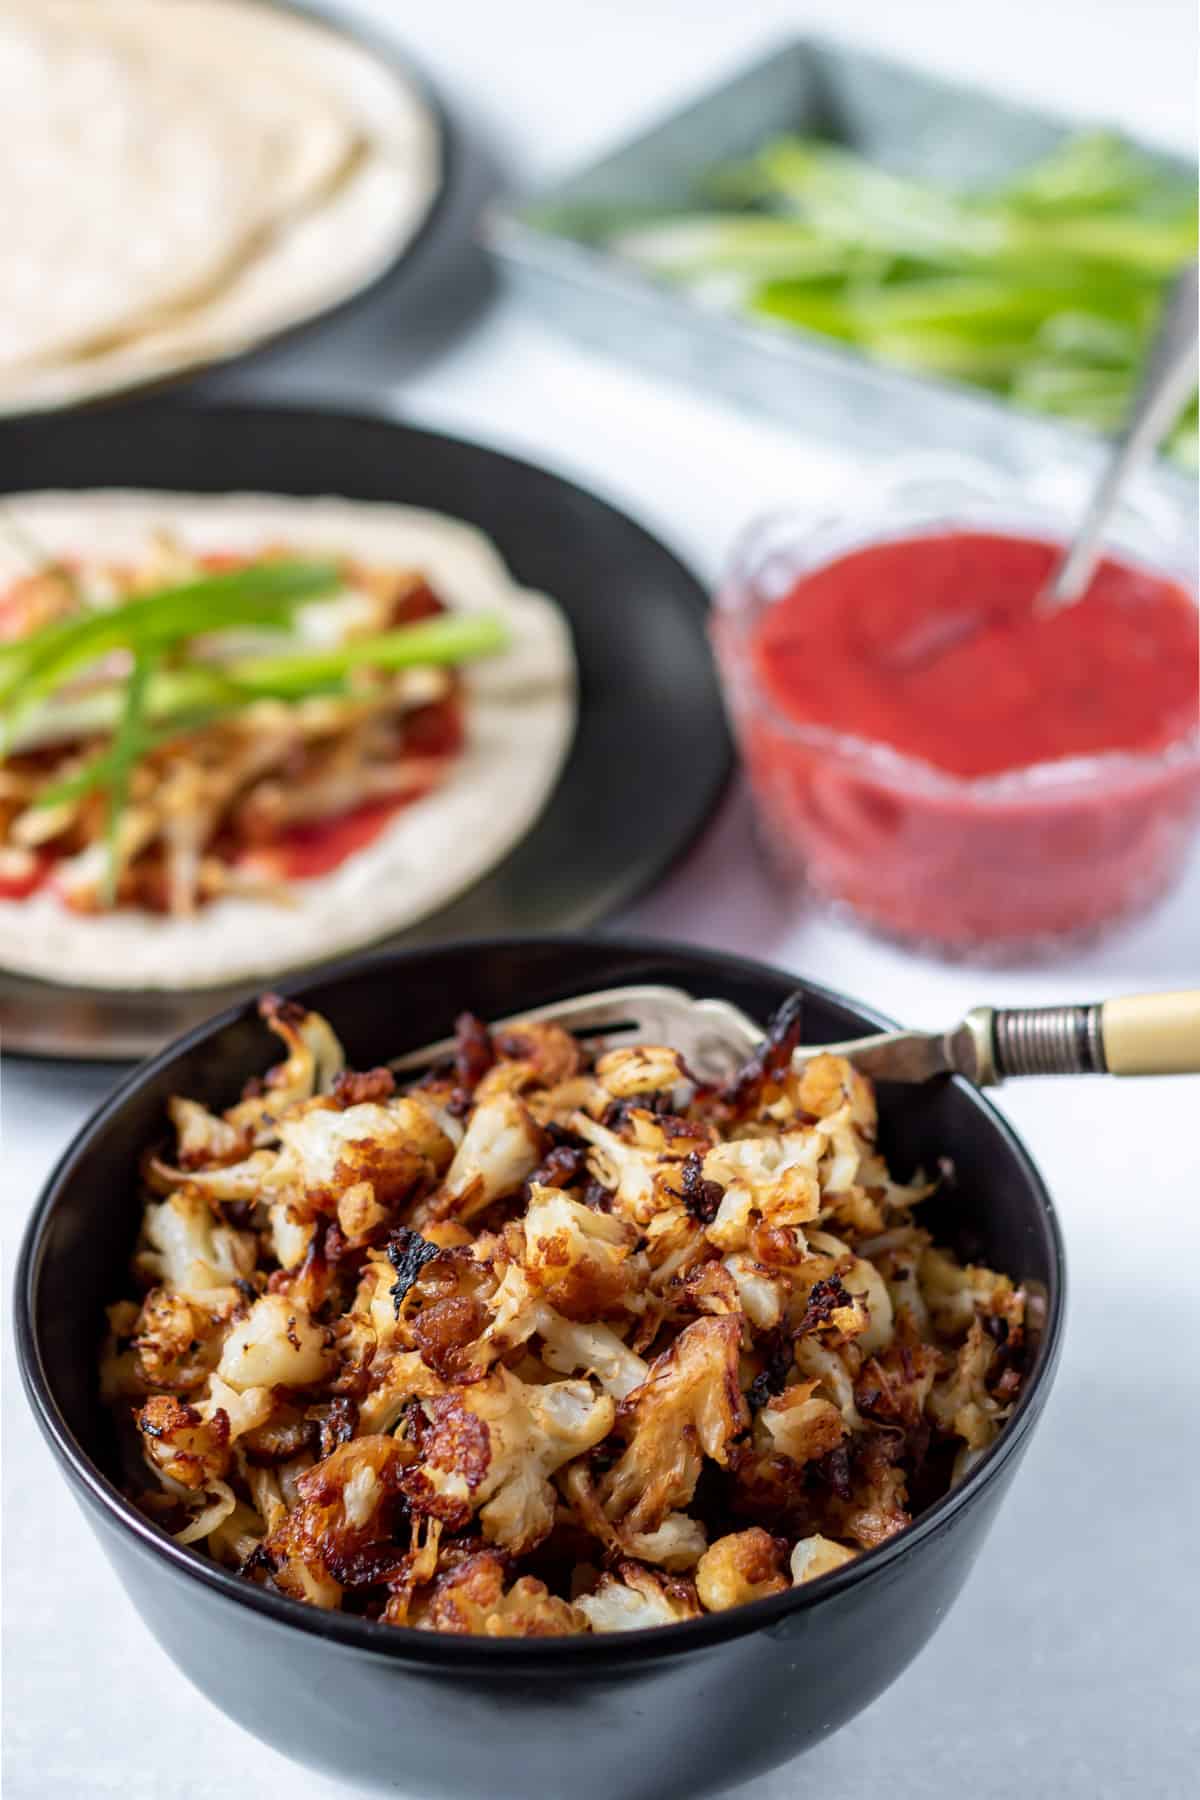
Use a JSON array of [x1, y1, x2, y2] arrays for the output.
[[475, 1022, 582, 1099], [576, 1561, 701, 1632], [600, 1316, 748, 1533], [273, 1098, 448, 1222], [130, 1286, 244, 1391], [135, 1393, 232, 1491], [758, 1380, 846, 1468], [404, 1368, 614, 1554], [225, 998, 346, 1137], [265, 1435, 411, 1607], [701, 1131, 823, 1251], [594, 1044, 690, 1101], [695, 1529, 788, 1611], [521, 1184, 639, 1319], [418, 1551, 587, 1636]]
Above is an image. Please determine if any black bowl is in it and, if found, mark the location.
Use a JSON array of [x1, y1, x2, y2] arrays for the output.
[[15, 937, 1066, 1800]]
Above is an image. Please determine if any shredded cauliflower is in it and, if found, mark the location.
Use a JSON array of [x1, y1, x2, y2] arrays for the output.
[[101, 995, 1027, 1636]]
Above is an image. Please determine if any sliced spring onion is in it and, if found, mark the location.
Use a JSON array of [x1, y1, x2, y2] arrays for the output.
[[230, 612, 510, 697], [599, 128, 1197, 465], [9, 613, 508, 756], [0, 560, 340, 747], [102, 646, 159, 907]]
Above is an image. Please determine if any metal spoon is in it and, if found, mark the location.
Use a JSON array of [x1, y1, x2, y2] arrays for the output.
[[1041, 258, 1199, 609]]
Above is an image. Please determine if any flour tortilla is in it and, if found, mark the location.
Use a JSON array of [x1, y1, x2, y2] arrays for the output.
[[0, 492, 576, 989], [0, 1, 441, 412]]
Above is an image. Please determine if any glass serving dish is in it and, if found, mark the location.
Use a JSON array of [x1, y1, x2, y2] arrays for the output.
[[713, 468, 1200, 961]]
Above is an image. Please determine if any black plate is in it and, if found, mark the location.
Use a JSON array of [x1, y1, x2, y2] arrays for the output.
[[1, 1, 452, 421], [0, 403, 732, 1059]]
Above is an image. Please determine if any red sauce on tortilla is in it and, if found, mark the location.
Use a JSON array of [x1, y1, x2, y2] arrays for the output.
[[240, 695, 465, 882], [0, 853, 51, 900]]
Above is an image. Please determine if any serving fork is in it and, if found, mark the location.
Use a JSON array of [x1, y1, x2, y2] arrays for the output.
[[390, 984, 1200, 1088]]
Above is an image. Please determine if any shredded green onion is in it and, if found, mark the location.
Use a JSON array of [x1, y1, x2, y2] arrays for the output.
[[102, 646, 158, 907], [588, 128, 1198, 463]]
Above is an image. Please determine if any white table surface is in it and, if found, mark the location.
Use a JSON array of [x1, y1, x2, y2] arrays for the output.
[[4, 2, 1198, 1795]]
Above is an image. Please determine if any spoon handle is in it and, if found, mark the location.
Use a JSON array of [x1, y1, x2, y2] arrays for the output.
[[1044, 261, 1199, 608], [976, 990, 1200, 1080]]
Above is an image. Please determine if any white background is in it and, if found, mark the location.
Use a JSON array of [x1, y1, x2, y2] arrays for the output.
[[4, 1, 1198, 1795]]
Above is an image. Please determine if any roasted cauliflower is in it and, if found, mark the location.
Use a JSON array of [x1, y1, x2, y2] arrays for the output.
[[101, 995, 1029, 1635]]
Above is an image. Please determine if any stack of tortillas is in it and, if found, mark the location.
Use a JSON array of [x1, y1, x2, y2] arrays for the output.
[[0, 0, 441, 411]]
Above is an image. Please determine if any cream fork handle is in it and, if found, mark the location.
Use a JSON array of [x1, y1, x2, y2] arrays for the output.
[[985, 990, 1200, 1080], [1100, 991, 1200, 1076]]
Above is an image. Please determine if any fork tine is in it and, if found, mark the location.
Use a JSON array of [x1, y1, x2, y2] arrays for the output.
[[387, 986, 700, 1074]]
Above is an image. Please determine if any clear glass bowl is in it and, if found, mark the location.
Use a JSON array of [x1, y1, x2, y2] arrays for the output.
[[713, 467, 1200, 962]]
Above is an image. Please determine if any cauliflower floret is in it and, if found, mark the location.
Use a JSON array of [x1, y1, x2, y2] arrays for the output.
[[838, 1255, 894, 1356], [701, 1131, 823, 1252], [143, 1150, 277, 1205], [600, 1315, 748, 1533], [167, 1096, 248, 1168], [418, 1551, 587, 1636], [621, 1512, 707, 1570], [131, 1285, 244, 1390], [928, 1318, 1003, 1450], [273, 1101, 434, 1219], [135, 1393, 232, 1490], [575, 1561, 700, 1632], [919, 1247, 1024, 1344], [758, 1380, 846, 1466], [135, 1191, 258, 1294], [523, 1073, 607, 1130], [875, 1241, 933, 1339], [641, 1203, 707, 1285], [790, 1534, 857, 1584], [428, 1093, 543, 1223], [474, 1022, 582, 1099], [796, 1053, 873, 1127], [217, 1294, 334, 1392], [792, 1338, 863, 1430], [225, 998, 346, 1137], [537, 1314, 649, 1400], [265, 1435, 411, 1606], [570, 1113, 659, 1223], [802, 1231, 895, 1356], [357, 1348, 447, 1435], [265, 1198, 315, 1271], [404, 1367, 614, 1554], [594, 1044, 689, 1101], [521, 1185, 637, 1319], [722, 1251, 785, 1329], [695, 1528, 788, 1611], [336, 1180, 389, 1245], [468, 1373, 615, 1554], [200, 1374, 275, 1442]]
